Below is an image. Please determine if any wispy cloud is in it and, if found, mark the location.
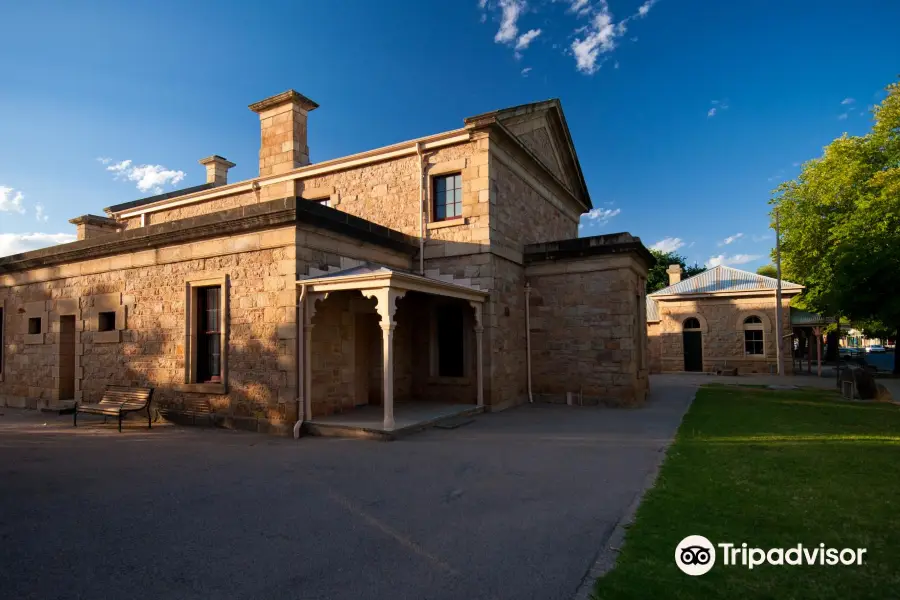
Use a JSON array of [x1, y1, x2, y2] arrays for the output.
[[96, 157, 113, 165], [515, 28, 541, 50], [637, 0, 658, 17], [521, 66, 532, 76], [0, 232, 77, 257], [0, 186, 26, 214], [35, 204, 48, 222], [571, 4, 619, 74], [104, 159, 186, 194], [584, 206, 621, 224], [494, 0, 525, 44], [568, 0, 591, 16], [707, 253, 760, 267], [841, 97, 855, 105], [718, 232, 743, 246], [707, 99, 729, 118], [751, 234, 773, 243], [651, 237, 685, 253], [837, 112, 849, 120]]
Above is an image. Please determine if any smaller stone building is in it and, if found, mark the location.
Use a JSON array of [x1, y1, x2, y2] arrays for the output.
[[647, 264, 803, 374]]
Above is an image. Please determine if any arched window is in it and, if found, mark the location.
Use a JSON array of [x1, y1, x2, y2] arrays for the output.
[[683, 317, 701, 330], [744, 315, 764, 355]]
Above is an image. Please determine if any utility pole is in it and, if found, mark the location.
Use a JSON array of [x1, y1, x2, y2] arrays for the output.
[[774, 208, 785, 376]]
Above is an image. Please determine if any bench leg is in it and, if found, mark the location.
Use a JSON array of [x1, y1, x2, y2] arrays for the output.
[[73, 409, 77, 427], [147, 405, 152, 429], [118, 413, 123, 433]]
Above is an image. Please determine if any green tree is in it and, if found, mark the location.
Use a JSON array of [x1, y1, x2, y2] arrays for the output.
[[646, 249, 705, 294], [774, 79, 900, 372], [756, 264, 778, 278]]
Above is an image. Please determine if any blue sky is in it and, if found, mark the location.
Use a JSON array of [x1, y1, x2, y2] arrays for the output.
[[1, 0, 897, 269]]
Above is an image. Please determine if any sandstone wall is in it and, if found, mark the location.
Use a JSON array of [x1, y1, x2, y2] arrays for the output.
[[527, 257, 649, 406], [648, 322, 662, 374], [653, 295, 792, 374]]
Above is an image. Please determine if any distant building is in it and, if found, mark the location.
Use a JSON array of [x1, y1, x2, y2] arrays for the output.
[[647, 265, 803, 374]]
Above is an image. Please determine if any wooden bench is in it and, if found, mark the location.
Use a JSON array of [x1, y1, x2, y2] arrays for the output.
[[73, 386, 153, 432]]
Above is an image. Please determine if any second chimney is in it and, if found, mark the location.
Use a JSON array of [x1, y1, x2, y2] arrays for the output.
[[199, 155, 235, 186], [249, 90, 319, 177], [666, 264, 683, 285]]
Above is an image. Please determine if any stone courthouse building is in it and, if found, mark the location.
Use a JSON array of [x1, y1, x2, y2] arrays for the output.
[[0, 90, 653, 436], [647, 264, 803, 375]]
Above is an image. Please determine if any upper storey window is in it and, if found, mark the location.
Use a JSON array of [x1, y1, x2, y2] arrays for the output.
[[433, 174, 462, 221]]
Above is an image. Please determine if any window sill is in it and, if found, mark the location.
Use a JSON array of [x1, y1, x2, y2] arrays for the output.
[[24, 333, 44, 345], [175, 382, 227, 395], [94, 330, 122, 344], [427, 218, 468, 230]]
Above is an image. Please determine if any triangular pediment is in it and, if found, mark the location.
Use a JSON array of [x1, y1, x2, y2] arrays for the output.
[[465, 100, 591, 209]]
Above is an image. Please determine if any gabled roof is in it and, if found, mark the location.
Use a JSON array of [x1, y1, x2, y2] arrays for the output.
[[650, 265, 804, 297], [464, 99, 591, 211]]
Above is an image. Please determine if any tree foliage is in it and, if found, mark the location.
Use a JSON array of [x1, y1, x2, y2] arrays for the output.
[[756, 264, 778, 278], [774, 79, 900, 370], [646, 249, 705, 293]]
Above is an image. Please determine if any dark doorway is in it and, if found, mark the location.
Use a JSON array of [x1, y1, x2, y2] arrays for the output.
[[683, 331, 703, 372], [59, 316, 76, 400]]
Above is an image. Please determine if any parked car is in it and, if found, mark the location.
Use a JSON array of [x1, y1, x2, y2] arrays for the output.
[[839, 347, 863, 357], [867, 345, 886, 353]]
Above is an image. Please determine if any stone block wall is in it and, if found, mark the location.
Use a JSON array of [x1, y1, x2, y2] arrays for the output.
[[526, 255, 649, 406], [648, 322, 662, 374], [652, 295, 792, 374]]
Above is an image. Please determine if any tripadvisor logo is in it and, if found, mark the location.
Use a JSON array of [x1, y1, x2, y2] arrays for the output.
[[675, 536, 867, 576]]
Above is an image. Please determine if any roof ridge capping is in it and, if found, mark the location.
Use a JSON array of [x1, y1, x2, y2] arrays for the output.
[[650, 264, 804, 296]]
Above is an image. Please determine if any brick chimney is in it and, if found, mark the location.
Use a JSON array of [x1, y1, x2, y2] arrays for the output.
[[199, 155, 235, 186], [248, 90, 319, 177], [69, 215, 122, 240], [667, 264, 683, 285]]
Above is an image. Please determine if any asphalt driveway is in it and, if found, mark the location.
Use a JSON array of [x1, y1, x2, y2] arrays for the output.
[[0, 378, 694, 600]]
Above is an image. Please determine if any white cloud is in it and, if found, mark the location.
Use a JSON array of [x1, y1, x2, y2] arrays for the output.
[[571, 5, 619, 74], [837, 112, 849, 120], [515, 28, 541, 50], [841, 97, 855, 105], [584, 207, 621, 224], [521, 66, 532, 76], [718, 232, 743, 246], [613, 60, 619, 69], [637, 0, 657, 17], [105, 159, 186, 194], [707, 253, 760, 267], [0, 186, 26, 214], [651, 237, 685, 253], [494, 0, 525, 43], [751, 234, 773, 243], [707, 99, 729, 118], [568, 0, 591, 15], [0, 232, 77, 257], [35, 204, 48, 222], [96, 157, 113, 165]]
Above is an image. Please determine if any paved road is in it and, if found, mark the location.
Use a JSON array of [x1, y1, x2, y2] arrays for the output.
[[0, 379, 695, 600]]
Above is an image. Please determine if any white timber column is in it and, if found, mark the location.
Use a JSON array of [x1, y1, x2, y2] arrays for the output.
[[305, 293, 326, 421], [470, 301, 484, 408], [366, 288, 406, 430]]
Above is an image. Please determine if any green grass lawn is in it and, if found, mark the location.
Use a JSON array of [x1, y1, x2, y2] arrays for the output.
[[592, 385, 900, 600]]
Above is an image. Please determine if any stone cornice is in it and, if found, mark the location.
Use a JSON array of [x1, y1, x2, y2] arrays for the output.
[[0, 198, 418, 275], [524, 233, 655, 269], [249, 90, 319, 113]]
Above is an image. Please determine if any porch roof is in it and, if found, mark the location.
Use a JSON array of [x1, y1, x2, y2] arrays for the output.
[[296, 263, 488, 303]]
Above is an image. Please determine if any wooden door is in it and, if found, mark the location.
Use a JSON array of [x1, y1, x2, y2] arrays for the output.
[[683, 331, 703, 372]]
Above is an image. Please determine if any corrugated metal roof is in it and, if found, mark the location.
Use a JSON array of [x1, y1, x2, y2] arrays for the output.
[[646, 297, 660, 322], [650, 265, 803, 296]]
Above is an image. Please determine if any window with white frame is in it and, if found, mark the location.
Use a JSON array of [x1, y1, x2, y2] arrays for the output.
[[744, 315, 764, 355]]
